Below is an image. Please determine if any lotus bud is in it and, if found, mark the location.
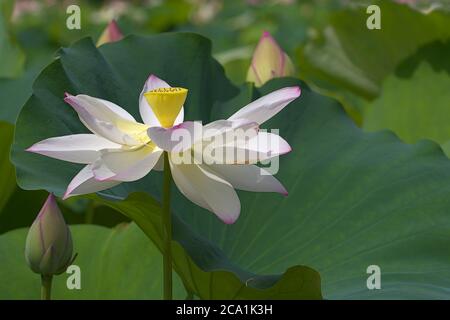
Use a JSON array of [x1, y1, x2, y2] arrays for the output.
[[25, 194, 74, 276], [246, 31, 295, 87], [96, 20, 124, 47]]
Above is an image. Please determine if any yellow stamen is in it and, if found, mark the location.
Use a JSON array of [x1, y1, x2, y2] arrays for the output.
[[144, 87, 188, 128]]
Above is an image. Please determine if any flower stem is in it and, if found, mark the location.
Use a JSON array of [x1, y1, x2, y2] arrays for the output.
[[185, 290, 194, 300], [41, 275, 53, 300], [85, 200, 96, 224], [162, 152, 173, 300]]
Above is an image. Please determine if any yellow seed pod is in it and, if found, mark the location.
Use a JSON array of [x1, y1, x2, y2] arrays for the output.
[[144, 87, 188, 128]]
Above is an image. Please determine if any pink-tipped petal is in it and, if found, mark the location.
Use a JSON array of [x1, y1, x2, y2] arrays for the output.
[[248, 132, 292, 157], [64, 94, 136, 122], [228, 86, 300, 125], [203, 119, 259, 140], [170, 162, 241, 224], [64, 94, 145, 146], [26, 134, 121, 164], [209, 164, 288, 195], [63, 165, 120, 199], [208, 132, 291, 165], [92, 145, 163, 182]]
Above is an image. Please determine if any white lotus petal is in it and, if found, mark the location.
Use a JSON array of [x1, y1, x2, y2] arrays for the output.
[[203, 119, 259, 140], [169, 163, 212, 212], [147, 121, 202, 152], [204, 131, 291, 165], [26, 134, 122, 164], [96, 98, 136, 122], [170, 161, 241, 224], [139, 74, 184, 126], [92, 144, 163, 182], [173, 106, 184, 126], [63, 165, 120, 199], [228, 86, 300, 124], [209, 164, 288, 195], [65, 94, 148, 146], [244, 132, 291, 159], [65, 93, 136, 121]]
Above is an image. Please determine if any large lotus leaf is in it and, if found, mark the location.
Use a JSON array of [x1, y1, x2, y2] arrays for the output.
[[0, 64, 48, 124], [364, 40, 450, 157], [178, 77, 450, 299], [11, 34, 322, 299], [92, 193, 321, 300], [298, 0, 450, 100], [0, 223, 186, 299]]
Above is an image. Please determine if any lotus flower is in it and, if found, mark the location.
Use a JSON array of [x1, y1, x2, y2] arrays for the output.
[[26, 82, 173, 198], [144, 76, 300, 224], [96, 20, 123, 46], [247, 31, 295, 87], [25, 194, 74, 276], [27, 75, 300, 224]]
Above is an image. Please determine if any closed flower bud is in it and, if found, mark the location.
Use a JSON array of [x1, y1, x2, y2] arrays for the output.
[[96, 20, 124, 47], [25, 194, 74, 276], [246, 31, 295, 87]]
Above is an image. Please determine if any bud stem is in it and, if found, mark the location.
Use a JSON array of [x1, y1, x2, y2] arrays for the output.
[[41, 275, 53, 300], [162, 152, 173, 300]]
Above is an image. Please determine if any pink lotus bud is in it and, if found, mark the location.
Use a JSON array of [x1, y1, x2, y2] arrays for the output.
[[25, 194, 74, 276], [247, 31, 295, 87], [96, 20, 124, 47]]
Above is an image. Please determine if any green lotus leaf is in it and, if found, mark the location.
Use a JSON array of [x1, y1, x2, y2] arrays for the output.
[[364, 40, 450, 157]]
